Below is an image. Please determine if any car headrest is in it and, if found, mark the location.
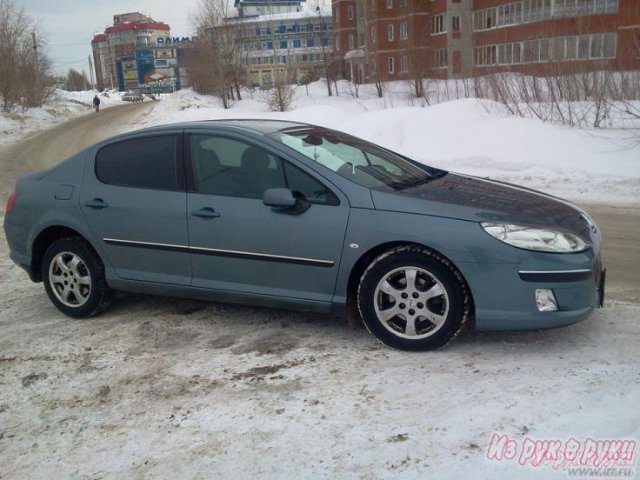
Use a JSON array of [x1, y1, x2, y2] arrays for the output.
[[199, 149, 221, 177], [241, 147, 271, 171]]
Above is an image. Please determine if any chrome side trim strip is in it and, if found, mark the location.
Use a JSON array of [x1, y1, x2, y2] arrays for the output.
[[104, 238, 185, 250], [189, 245, 335, 266], [103, 238, 335, 268], [518, 269, 591, 274]]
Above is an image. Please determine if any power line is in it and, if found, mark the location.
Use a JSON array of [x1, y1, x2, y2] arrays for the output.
[[49, 42, 90, 47], [50, 57, 88, 68]]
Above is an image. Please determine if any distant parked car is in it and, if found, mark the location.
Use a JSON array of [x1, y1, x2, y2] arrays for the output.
[[3, 120, 605, 350], [122, 91, 143, 102]]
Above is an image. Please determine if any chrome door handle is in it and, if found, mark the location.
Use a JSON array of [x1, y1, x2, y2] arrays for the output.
[[191, 207, 221, 219], [85, 198, 109, 209]]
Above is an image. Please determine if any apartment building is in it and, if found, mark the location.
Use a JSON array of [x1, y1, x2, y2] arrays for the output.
[[332, 0, 640, 81], [92, 12, 171, 90]]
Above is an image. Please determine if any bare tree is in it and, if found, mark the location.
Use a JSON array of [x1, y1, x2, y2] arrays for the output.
[[299, 69, 314, 95], [189, 0, 244, 108], [0, 0, 53, 112], [405, 46, 431, 104], [64, 68, 90, 91], [265, 70, 295, 112]]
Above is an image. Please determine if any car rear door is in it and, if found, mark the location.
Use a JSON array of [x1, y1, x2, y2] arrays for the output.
[[185, 131, 350, 303], [80, 131, 191, 285]]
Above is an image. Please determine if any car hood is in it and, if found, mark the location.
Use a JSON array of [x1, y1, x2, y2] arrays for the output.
[[370, 173, 590, 235]]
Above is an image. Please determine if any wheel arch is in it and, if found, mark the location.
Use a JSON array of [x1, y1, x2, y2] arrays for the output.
[[346, 241, 475, 322], [30, 226, 102, 282]]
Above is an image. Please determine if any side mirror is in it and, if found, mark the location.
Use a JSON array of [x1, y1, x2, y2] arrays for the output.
[[263, 188, 310, 215], [263, 188, 296, 208]]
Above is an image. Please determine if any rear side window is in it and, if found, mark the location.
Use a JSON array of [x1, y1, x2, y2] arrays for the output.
[[96, 135, 178, 190]]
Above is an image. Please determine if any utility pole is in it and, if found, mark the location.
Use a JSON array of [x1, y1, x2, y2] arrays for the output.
[[32, 32, 38, 61], [88, 55, 96, 90], [32, 31, 41, 106]]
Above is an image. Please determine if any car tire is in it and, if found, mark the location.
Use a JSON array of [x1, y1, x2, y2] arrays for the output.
[[357, 246, 468, 351], [42, 237, 113, 318]]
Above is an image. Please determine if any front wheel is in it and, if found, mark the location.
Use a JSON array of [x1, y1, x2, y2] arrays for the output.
[[357, 246, 468, 351], [42, 237, 112, 318]]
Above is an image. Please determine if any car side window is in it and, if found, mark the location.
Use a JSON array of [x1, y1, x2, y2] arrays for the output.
[[96, 135, 178, 190], [190, 135, 285, 199], [283, 162, 340, 206], [190, 135, 338, 205]]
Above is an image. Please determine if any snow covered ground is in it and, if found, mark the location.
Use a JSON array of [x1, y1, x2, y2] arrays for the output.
[[0, 227, 638, 479], [0, 89, 123, 148], [137, 81, 640, 205]]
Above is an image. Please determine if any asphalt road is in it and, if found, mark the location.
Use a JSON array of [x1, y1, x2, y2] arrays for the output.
[[0, 104, 638, 303]]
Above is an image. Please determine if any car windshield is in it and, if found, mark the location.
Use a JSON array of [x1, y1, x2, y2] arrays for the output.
[[268, 127, 445, 190]]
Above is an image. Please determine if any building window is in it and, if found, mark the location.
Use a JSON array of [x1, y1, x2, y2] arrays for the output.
[[400, 55, 408, 72], [433, 48, 448, 68], [388, 56, 395, 73], [452, 15, 460, 32], [400, 22, 408, 40], [473, 0, 619, 32], [400, 0, 408, 6], [334, 6, 339, 22], [473, 32, 616, 66], [555, 32, 616, 60], [387, 0, 393, 8], [387, 23, 394, 41], [371, 0, 376, 11], [336, 36, 340, 51], [497, 42, 521, 64], [348, 4, 354, 20], [371, 26, 377, 43], [348, 34, 355, 50], [432, 13, 446, 34], [474, 45, 496, 65]]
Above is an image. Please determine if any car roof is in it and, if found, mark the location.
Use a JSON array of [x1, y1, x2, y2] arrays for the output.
[[127, 119, 313, 136], [95, 119, 320, 149]]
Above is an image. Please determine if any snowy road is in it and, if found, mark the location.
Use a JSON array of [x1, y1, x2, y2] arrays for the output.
[[0, 101, 152, 196], [0, 103, 639, 479]]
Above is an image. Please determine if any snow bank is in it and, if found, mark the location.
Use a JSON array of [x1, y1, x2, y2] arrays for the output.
[[139, 82, 640, 205], [0, 89, 123, 148]]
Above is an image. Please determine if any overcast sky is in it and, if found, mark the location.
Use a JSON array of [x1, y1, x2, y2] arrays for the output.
[[15, 0, 201, 76]]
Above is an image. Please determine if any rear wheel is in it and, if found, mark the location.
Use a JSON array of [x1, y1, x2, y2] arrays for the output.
[[357, 246, 468, 351], [42, 237, 112, 318]]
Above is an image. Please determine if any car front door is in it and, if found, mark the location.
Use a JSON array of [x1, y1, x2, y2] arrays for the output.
[[186, 132, 350, 303], [80, 132, 191, 285]]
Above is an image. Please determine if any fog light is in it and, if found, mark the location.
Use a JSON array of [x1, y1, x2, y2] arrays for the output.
[[536, 289, 558, 312]]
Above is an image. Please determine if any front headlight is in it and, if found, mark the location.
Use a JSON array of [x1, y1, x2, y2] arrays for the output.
[[481, 223, 590, 253]]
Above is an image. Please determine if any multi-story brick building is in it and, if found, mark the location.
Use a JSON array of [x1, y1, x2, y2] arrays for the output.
[[332, 0, 640, 81], [91, 12, 171, 90]]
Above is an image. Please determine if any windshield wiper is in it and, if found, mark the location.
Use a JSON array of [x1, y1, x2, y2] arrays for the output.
[[395, 171, 447, 190]]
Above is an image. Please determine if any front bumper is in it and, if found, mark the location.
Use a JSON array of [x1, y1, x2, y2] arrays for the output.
[[458, 254, 605, 331]]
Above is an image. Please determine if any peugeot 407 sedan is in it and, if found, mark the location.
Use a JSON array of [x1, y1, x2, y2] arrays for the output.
[[3, 120, 605, 351]]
